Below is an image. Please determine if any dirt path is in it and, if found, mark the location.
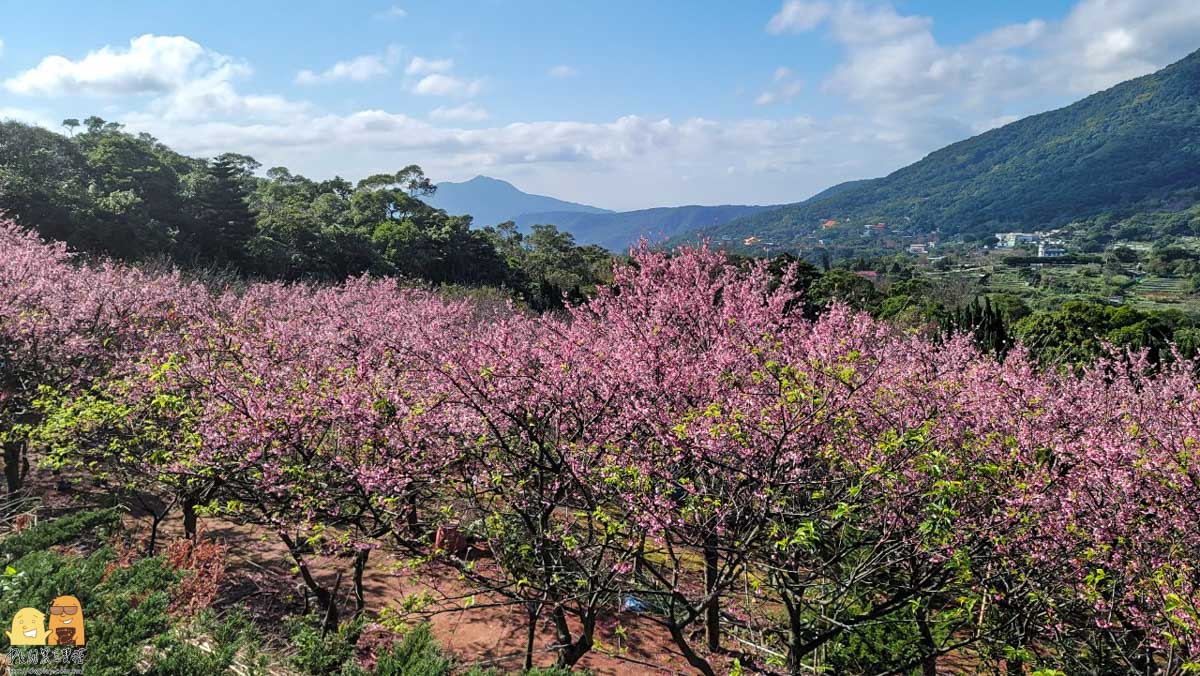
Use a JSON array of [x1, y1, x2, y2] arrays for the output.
[[23, 468, 710, 674]]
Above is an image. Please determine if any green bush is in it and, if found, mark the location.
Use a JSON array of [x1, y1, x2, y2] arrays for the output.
[[144, 609, 270, 675], [0, 507, 121, 563], [286, 612, 366, 675], [0, 545, 179, 675], [369, 623, 453, 676]]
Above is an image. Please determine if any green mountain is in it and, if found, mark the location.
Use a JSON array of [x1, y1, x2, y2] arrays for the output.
[[515, 204, 772, 251], [425, 175, 610, 228], [700, 48, 1200, 246]]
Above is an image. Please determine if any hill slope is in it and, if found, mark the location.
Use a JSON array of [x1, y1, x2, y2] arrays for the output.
[[426, 175, 610, 227], [515, 204, 773, 251], [703, 48, 1200, 245]]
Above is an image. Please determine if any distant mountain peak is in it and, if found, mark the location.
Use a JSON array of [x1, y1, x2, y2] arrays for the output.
[[464, 175, 513, 186], [425, 176, 611, 228]]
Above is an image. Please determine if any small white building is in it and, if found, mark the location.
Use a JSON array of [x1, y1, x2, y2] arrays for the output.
[[997, 232, 1039, 248], [1038, 241, 1067, 258]]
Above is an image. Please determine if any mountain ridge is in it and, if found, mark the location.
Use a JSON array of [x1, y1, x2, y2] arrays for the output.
[[425, 175, 611, 228], [515, 203, 774, 251], [697, 47, 1200, 246]]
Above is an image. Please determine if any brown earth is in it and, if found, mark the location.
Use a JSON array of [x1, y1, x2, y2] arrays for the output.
[[20, 468, 722, 675]]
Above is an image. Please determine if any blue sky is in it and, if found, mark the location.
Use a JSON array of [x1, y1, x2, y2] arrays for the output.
[[2, 1, 1198, 210]]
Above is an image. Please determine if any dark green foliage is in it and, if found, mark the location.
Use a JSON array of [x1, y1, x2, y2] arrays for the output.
[[0, 119, 610, 300], [181, 154, 258, 264], [482, 222, 613, 310], [1000, 254, 1102, 266], [702, 48, 1200, 246], [0, 546, 179, 675], [364, 624, 453, 676], [286, 612, 367, 675], [806, 268, 882, 313], [144, 609, 268, 676], [0, 507, 121, 563], [939, 296, 1012, 358], [821, 606, 939, 675], [1013, 301, 1191, 366]]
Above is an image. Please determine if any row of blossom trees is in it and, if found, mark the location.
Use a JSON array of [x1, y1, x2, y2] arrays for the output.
[[3, 217, 1199, 674]]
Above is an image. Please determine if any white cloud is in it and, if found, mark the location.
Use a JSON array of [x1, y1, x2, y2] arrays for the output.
[[12, 2, 1200, 211], [406, 56, 453, 75], [4, 34, 308, 122], [118, 107, 871, 209], [0, 39, 5, 59], [756, 66, 804, 105], [0, 107, 52, 127], [972, 20, 1046, 51], [430, 103, 490, 122], [973, 114, 1021, 133], [767, 1, 831, 34], [1045, 0, 1200, 92], [296, 45, 401, 85], [772, 0, 1200, 125], [413, 73, 482, 97], [548, 65, 578, 78], [5, 34, 238, 97], [379, 5, 406, 19]]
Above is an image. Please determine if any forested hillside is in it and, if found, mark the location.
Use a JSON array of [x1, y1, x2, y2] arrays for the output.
[[702, 47, 1200, 245], [0, 117, 609, 309]]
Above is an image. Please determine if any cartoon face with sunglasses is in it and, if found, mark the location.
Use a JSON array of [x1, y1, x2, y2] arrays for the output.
[[47, 596, 85, 646]]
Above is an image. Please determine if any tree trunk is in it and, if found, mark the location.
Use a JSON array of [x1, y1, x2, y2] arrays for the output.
[[406, 493, 420, 534], [553, 606, 595, 668], [182, 497, 198, 540], [667, 618, 717, 676], [4, 438, 24, 494], [352, 549, 370, 614], [633, 533, 646, 582], [146, 505, 169, 556], [279, 532, 338, 629], [916, 603, 938, 676], [784, 594, 807, 675], [523, 600, 540, 671], [703, 532, 721, 653]]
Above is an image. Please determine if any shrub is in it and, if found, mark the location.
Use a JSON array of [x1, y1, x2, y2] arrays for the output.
[[0, 507, 121, 563], [0, 546, 179, 675], [368, 624, 453, 676], [286, 612, 366, 675], [144, 608, 270, 675]]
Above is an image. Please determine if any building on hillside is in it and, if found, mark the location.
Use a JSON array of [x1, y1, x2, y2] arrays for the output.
[[1038, 241, 1067, 258], [997, 232, 1039, 248], [907, 243, 928, 255], [821, 219, 838, 229], [855, 270, 879, 283], [743, 236, 760, 246]]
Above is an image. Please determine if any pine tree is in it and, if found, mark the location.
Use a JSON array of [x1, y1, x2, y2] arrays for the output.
[[192, 156, 256, 263]]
